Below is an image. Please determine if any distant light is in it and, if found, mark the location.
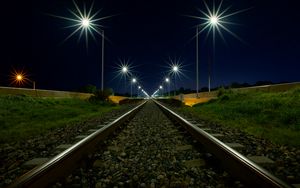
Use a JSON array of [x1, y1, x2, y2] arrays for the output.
[[122, 66, 128, 73], [132, 78, 136, 83], [16, 75, 23, 81], [10, 69, 28, 86], [173, 66, 178, 72], [165, 78, 169, 82], [159, 85, 163, 89], [81, 18, 90, 28], [138, 86, 141, 89], [210, 15, 219, 25]]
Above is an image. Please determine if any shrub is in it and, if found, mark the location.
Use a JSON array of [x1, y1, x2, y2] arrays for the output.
[[217, 87, 226, 97], [89, 88, 113, 102]]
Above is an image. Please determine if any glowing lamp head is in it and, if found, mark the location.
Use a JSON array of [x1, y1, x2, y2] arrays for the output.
[[81, 18, 90, 28], [122, 66, 128, 73], [159, 85, 163, 89], [210, 16, 219, 25], [132, 78, 136, 83], [172, 66, 178, 72], [165, 78, 169, 82], [16, 75, 23, 81], [138, 86, 141, 89]]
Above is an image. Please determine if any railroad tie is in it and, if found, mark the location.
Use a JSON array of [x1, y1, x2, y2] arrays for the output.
[[210, 133, 224, 139], [97, 124, 105, 128], [23, 158, 49, 168], [87, 129, 99, 133], [75, 135, 88, 140], [224, 143, 245, 151], [247, 156, 275, 166]]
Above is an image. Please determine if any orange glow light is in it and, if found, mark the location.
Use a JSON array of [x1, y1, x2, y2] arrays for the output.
[[16, 74, 23, 81], [10, 69, 28, 86]]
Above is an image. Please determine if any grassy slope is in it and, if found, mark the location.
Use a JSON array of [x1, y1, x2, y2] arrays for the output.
[[0, 95, 119, 143], [181, 88, 300, 146]]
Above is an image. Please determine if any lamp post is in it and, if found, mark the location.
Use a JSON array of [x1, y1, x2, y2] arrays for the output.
[[121, 65, 128, 95], [15, 74, 35, 90], [196, 25, 199, 97], [159, 85, 163, 97], [131, 78, 136, 98], [81, 21, 105, 91], [165, 78, 170, 97], [189, 1, 248, 92], [195, 16, 218, 93], [172, 65, 179, 96], [52, 1, 111, 91], [208, 16, 219, 92], [101, 30, 105, 91], [138, 85, 141, 97]]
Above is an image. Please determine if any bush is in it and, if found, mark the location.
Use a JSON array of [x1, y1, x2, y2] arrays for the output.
[[89, 88, 113, 102], [217, 87, 226, 97]]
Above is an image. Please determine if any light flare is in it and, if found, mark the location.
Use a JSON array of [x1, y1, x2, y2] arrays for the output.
[[49, 0, 113, 49], [210, 15, 219, 25], [10, 69, 29, 86], [166, 57, 185, 79], [187, 0, 250, 44], [81, 18, 90, 27]]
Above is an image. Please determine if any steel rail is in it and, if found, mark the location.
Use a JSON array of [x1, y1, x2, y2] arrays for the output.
[[154, 99, 291, 188], [8, 100, 147, 188]]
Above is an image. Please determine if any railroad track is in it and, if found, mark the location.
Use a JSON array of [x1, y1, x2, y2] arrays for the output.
[[8, 100, 291, 188]]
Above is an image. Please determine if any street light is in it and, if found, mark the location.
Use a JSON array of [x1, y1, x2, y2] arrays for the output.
[[165, 77, 170, 97], [159, 85, 163, 97], [16, 75, 23, 81], [138, 85, 141, 97], [11, 71, 35, 90], [207, 15, 219, 93], [77, 13, 106, 91], [78, 19, 105, 91], [167, 57, 184, 96], [81, 18, 90, 28], [172, 65, 178, 72], [122, 66, 128, 73], [131, 78, 136, 98], [80, 17, 105, 91], [121, 66, 128, 94], [195, 14, 219, 94], [172, 65, 179, 96], [116, 59, 133, 95], [51, 1, 112, 91], [190, 1, 249, 92], [196, 25, 200, 97], [210, 15, 219, 25]]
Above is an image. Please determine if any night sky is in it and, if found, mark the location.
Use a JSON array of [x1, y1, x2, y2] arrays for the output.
[[1, 0, 300, 95]]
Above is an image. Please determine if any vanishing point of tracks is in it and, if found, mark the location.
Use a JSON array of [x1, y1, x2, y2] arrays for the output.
[[8, 100, 291, 188]]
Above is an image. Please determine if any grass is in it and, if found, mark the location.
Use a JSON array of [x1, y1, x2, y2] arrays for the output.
[[0, 95, 119, 143], [180, 87, 300, 147]]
